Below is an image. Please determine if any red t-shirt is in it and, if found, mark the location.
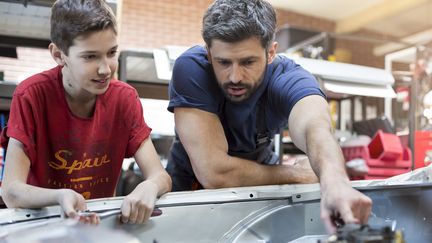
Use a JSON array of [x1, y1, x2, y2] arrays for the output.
[[4, 66, 151, 199]]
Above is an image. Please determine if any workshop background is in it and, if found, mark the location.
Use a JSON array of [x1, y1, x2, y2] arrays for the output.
[[1, 0, 432, 186]]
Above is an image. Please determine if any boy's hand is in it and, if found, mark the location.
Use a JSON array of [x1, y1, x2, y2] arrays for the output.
[[57, 189, 99, 225], [121, 181, 159, 224]]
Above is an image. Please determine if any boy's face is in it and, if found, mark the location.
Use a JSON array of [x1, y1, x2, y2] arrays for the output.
[[61, 28, 118, 96], [207, 37, 277, 102]]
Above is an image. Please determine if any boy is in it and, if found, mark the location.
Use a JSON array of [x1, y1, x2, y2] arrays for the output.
[[0, 0, 171, 224]]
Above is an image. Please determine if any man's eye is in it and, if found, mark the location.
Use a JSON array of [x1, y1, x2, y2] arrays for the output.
[[243, 60, 255, 66], [219, 60, 230, 66]]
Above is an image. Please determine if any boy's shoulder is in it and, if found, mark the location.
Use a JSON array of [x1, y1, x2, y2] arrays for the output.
[[108, 78, 137, 93], [105, 78, 140, 100], [14, 66, 62, 96]]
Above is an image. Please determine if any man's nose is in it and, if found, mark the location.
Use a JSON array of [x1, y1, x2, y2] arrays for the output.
[[229, 64, 243, 84]]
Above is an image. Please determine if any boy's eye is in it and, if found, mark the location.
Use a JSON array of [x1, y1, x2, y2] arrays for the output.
[[83, 55, 96, 60], [108, 50, 118, 57]]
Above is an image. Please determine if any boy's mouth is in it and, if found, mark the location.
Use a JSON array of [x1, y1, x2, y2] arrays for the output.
[[92, 78, 108, 83]]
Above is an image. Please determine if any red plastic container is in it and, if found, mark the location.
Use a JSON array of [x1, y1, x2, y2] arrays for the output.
[[342, 138, 412, 180], [414, 131, 432, 169], [368, 130, 403, 161], [342, 145, 411, 168]]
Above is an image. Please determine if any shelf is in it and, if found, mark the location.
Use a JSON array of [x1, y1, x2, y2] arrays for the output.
[[0, 82, 16, 111]]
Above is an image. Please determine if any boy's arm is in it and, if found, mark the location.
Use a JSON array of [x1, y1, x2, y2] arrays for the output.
[[2, 138, 87, 218], [174, 107, 318, 189], [121, 137, 171, 224], [288, 95, 372, 233]]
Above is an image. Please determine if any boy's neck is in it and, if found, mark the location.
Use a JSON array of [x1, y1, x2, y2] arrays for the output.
[[65, 92, 97, 118], [63, 80, 97, 118]]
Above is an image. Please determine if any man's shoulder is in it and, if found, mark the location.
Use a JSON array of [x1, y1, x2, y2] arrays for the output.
[[175, 46, 209, 68], [271, 55, 298, 71], [172, 45, 214, 86], [178, 45, 207, 58], [268, 55, 313, 83]]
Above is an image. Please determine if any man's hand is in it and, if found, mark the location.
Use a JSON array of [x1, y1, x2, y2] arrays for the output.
[[121, 181, 159, 224], [320, 181, 372, 233]]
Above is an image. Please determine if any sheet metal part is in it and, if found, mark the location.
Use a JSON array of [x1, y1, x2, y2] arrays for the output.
[[0, 167, 431, 242]]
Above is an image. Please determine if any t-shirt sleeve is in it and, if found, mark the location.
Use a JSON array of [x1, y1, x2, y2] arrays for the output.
[[6, 89, 37, 161], [167, 53, 220, 114], [270, 57, 326, 117], [124, 89, 152, 158]]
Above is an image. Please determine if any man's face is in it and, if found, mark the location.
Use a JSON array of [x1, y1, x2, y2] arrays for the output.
[[61, 28, 118, 96], [208, 37, 277, 102]]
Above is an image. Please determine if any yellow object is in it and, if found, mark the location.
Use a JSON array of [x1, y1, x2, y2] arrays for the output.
[[329, 100, 338, 129], [334, 48, 352, 63], [395, 230, 405, 243], [327, 55, 336, 62]]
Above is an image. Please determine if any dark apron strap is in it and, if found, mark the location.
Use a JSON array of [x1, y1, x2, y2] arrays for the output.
[[228, 94, 279, 164]]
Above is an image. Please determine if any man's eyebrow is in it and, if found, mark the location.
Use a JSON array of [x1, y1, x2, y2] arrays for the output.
[[214, 55, 260, 61], [239, 56, 259, 61]]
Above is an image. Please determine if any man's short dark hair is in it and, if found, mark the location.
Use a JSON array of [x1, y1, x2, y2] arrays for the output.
[[50, 0, 117, 55], [202, 0, 276, 49]]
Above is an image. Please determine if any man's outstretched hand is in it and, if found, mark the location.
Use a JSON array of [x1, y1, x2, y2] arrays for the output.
[[320, 180, 372, 233]]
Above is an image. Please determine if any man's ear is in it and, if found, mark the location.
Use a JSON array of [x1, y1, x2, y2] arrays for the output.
[[49, 43, 66, 66], [267, 41, 278, 64], [205, 45, 212, 64]]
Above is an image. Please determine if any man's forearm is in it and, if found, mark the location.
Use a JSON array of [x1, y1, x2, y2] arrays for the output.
[[305, 125, 350, 185], [196, 154, 317, 188]]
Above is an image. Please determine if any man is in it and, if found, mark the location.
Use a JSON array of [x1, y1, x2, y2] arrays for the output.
[[166, 0, 371, 232], [1, 0, 171, 224]]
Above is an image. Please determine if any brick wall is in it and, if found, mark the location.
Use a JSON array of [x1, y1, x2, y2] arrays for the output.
[[276, 9, 335, 32], [119, 0, 336, 49], [119, 0, 212, 49], [0, 47, 56, 83], [0, 0, 390, 84]]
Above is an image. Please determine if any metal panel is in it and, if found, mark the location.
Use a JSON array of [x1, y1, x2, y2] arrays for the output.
[[1, 179, 432, 242]]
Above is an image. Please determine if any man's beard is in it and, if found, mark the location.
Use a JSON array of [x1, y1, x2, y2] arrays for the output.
[[216, 57, 268, 102], [220, 71, 265, 102], [221, 82, 254, 102]]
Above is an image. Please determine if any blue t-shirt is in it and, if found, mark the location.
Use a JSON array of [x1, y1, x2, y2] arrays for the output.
[[167, 46, 325, 189]]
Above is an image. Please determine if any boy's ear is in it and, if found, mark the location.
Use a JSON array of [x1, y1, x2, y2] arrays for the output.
[[49, 43, 66, 66]]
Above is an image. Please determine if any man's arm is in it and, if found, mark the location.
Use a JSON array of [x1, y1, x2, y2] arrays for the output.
[[174, 107, 318, 189], [121, 137, 172, 224], [2, 138, 87, 218], [288, 95, 372, 233]]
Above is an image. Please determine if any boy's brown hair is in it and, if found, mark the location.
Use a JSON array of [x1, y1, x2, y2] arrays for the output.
[[50, 0, 117, 55]]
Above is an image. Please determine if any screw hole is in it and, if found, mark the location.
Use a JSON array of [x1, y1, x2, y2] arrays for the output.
[[26, 214, 31, 218], [249, 193, 254, 198], [296, 194, 301, 199]]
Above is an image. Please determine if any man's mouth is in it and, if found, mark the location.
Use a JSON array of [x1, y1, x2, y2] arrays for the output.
[[227, 86, 247, 96], [225, 85, 248, 96]]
